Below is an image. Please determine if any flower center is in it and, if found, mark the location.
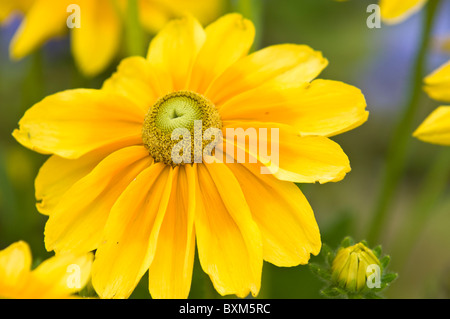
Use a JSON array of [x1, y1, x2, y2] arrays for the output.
[[142, 91, 222, 165]]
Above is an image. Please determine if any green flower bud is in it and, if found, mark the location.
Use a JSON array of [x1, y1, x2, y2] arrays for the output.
[[331, 242, 381, 293]]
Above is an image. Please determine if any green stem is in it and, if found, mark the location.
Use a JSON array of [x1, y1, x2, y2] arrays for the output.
[[21, 50, 44, 111], [394, 147, 450, 268], [124, 0, 146, 57], [366, 0, 441, 245]]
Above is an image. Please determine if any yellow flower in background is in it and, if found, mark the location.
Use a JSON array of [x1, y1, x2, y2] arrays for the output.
[[0, 0, 33, 23], [379, 0, 427, 24], [335, 0, 427, 24], [423, 60, 450, 102], [414, 106, 450, 145], [414, 60, 450, 145], [0, 241, 93, 299], [331, 242, 380, 292], [12, 14, 368, 299], [2, 0, 224, 76]]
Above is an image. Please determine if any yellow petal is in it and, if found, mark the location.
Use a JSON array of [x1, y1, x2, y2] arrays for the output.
[[44, 146, 153, 254], [26, 252, 93, 298], [102, 56, 164, 112], [413, 106, 450, 145], [138, 0, 171, 33], [92, 163, 173, 299], [35, 145, 117, 216], [138, 0, 224, 33], [146, 14, 206, 91], [0, 241, 31, 297], [226, 163, 321, 266], [10, 0, 69, 59], [206, 44, 328, 106], [169, 0, 225, 26], [148, 165, 196, 299], [219, 79, 368, 137], [12, 89, 145, 159], [424, 60, 450, 102], [380, 0, 427, 24], [71, 0, 121, 76], [220, 121, 351, 183], [195, 163, 262, 298], [0, 0, 33, 24], [188, 13, 255, 94]]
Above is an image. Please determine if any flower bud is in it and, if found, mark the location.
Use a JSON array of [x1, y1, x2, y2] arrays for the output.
[[331, 242, 381, 292]]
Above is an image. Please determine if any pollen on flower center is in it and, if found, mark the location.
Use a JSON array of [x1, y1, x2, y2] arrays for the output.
[[142, 91, 222, 165]]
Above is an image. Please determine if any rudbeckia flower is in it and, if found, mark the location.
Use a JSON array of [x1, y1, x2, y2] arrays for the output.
[[12, 14, 368, 298], [0, 241, 93, 299], [1, 0, 224, 76], [414, 60, 450, 145]]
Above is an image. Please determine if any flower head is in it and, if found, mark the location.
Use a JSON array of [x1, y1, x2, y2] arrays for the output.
[[331, 242, 380, 292], [0, 241, 93, 299], [13, 13, 368, 299]]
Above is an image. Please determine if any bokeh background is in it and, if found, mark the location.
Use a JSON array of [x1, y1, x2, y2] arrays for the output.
[[0, 0, 449, 298]]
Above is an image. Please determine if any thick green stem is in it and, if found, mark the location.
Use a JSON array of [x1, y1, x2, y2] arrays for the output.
[[366, 0, 441, 245]]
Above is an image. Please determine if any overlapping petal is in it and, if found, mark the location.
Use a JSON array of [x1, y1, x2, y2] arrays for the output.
[[35, 146, 117, 216], [12, 89, 145, 159], [226, 163, 321, 266], [44, 146, 153, 254], [148, 165, 196, 299], [147, 14, 206, 91], [205, 44, 328, 106], [188, 13, 255, 94], [218, 79, 367, 137], [220, 121, 351, 184], [195, 163, 262, 297], [102, 56, 165, 111], [92, 163, 173, 299]]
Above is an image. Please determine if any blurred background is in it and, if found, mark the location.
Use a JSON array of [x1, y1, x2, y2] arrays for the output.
[[0, 0, 449, 298]]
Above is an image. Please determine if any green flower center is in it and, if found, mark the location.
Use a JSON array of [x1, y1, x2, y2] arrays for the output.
[[142, 91, 222, 165]]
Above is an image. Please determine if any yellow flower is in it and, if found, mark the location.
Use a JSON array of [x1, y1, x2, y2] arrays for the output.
[[3, 0, 224, 76], [331, 243, 380, 292], [414, 60, 450, 145], [334, 0, 427, 24], [0, 0, 33, 23], [414, 106, 450, 145], [423, 60, 450, 102], [12, 14, 368, 299], [379, 0, 427, 24], [0, 241, 93, 299]]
